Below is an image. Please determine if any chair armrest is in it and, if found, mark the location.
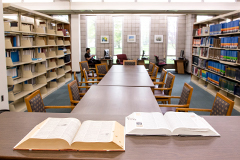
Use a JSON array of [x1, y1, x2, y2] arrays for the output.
[[78, 86, 91, 89], [88, 77, 102, 80], [151, 77, 160, 80], [176, 108, 212, 112], [148, 73, 153, 76], [70, 100, 80, 104], [153, 82, 165, 85], [153, 88, 172, 91], [158, 104, 189, 108], [155, 96, 181, 99], [82, 81, 99, 84], [44, 106, 75, 109]]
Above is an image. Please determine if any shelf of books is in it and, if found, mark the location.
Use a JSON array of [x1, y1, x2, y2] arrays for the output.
[[4, 3, 72, 112], [191, 10, 240, 112]]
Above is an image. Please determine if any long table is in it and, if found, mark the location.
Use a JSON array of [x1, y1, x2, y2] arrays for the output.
[[108, 65, 147, 73], [71, 85, 160, 115], [0, 112, 240, 160]]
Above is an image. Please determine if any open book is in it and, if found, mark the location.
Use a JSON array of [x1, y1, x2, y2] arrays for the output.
[[125, 112, 220, 136], [14, 118, 125, 151]]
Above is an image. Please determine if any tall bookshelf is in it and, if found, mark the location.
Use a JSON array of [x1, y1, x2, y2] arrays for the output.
[[191, 10, 240, 112], [3, 3, 72, 112]]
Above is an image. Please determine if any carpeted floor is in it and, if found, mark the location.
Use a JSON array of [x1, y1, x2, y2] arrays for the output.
[[43, 71, 240, 115]]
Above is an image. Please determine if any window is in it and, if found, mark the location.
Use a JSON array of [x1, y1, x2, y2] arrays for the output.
[[171, 0, 201, 2], [196, 15, 213, 22], [167, 17, 177, 64], [113, 17, 123, 57], [204, 0, 235, 2], [87, 16, 97, 55], [2, 0, 21, 2], [140, 17, 151, 56], [52, 15, 69, 22], [24, 0, 53, 2]]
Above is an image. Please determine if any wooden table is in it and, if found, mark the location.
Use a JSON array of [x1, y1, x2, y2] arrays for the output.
[[0, 112, 240, 160], [72, 85, 160, 115], [98, 72, 154, 87], [108, 65, 147, 73]]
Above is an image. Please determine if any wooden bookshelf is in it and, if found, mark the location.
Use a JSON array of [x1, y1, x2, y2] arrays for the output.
[[3, 3, 72, 112], [191, 10, 240, 113]]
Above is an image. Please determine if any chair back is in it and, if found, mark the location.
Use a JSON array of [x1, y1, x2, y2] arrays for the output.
[[73, 72, 80, 87], [148, 62, 155, 73], [164, 72, 175, 95], [178, 83, 194, 106], [79, 61, 89, 73], [25, 90, 46, 112], [210, 92, 234, 116], [117, 54, 127, 63], [158, 69, 167, 88], [95, 64, 108, 77], [68, 80, 81, 105], [123, 60, 137, 65], [152, 66, 159, 78]]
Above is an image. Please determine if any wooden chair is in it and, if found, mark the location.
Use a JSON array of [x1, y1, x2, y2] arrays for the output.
[[157, 83, 193, 114], [68, 80, 81, 106], [153, 72, 175, 104], [150, 66, 159, 82], [154, 69, 167, 88], [73, 72, 91, 98], [95, 63, 108, 77], [176, 92, 234, 116], [148, 62, 155, 76], [25, 90, 74, 112], [123, 60, 137, 65], [83, 68, 102, 86], [79, 61, 97, 84]]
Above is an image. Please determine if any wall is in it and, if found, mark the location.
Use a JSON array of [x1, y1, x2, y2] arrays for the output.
[[80, 14, 186, 66], [0, 1, 9, 110]]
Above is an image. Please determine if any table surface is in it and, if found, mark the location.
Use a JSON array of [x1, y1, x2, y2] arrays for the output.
[[98, 72, 154, 87], [108, 65, 147, 73], [1, 112, 240, 160], [72, 85, 161, 115]]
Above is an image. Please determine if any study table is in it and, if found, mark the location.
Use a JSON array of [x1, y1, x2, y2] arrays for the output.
[[0, 112, 240, 160], [71, 85, 161, 115], [108, 65, 147, 73]]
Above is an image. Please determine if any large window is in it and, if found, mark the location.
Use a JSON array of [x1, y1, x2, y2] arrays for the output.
[[167, 17, 177, 64], [140, 17, 151, 56], [87, 16, 96, 55], [113, 17, 123, 55]]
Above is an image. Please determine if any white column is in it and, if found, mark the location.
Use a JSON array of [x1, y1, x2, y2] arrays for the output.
[[71, 14, 81, 72], [0, 1, 9, 110]]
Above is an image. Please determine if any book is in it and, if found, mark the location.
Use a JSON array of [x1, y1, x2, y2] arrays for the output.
[[14, 118, 125, 151], [125, 112, 220, 136]]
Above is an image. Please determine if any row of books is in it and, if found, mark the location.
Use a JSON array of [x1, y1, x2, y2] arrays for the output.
[[5, 35, 20, 47], [200, 48, 209, 58], [220, 37, 240, 49], [221, 20, 240, 34], [209, 48, 221, 60], [220, 50, 239, 62], [7, 67, 18, 78], [210, 24, 222, 35], [208, 61, 226, 75], [219, 77, 236, 93], [193, 39, 201, 46], [6, 50, 19, 62], [225, 67, 240, 79], [24, 77, 37, 85], [207, 72, 220, 86], [24, 64, 36, 72], [193, 27, 210, 36]]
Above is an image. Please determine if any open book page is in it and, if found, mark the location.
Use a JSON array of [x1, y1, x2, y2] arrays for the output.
[[31, 118, 81, 145], [125, 112, 171, 135], [72, 121, 115, 143], [164, 112, 220, 136]]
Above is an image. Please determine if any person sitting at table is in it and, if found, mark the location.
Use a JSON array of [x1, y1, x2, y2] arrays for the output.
[[85, 48, 101, 65]]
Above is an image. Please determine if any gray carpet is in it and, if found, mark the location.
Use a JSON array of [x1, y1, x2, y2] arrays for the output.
[[43, 71, 240, 116]]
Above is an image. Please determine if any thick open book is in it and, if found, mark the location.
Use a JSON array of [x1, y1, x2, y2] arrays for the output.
[[125, 112, 220, 136], [14, 118, 125, 151]]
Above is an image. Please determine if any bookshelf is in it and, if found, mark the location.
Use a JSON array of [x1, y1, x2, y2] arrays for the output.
[[191, 10, 240, 113], [3, 3, 72, 112]]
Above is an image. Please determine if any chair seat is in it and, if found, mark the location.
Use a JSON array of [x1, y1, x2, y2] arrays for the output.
[[154, 90, 165, 96], [88, 73, 97, 77]]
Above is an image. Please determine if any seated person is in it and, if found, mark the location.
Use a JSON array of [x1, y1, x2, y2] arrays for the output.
[[85, 48, 101, 65]]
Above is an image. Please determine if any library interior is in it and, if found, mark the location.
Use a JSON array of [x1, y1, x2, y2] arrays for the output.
[[1, 0, 240, 159]]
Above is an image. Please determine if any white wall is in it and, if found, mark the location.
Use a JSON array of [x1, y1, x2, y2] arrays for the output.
[[0, 1, 9, 110], [71, 14, 81, 72]]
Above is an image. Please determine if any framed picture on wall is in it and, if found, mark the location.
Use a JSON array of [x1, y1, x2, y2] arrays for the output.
[[127, 35, 136, 42], [101, 36, 109, 43], [154, 35, 163, 43]]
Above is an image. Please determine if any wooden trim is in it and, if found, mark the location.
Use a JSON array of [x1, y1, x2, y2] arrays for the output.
[[123, 60, 137, 65]]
